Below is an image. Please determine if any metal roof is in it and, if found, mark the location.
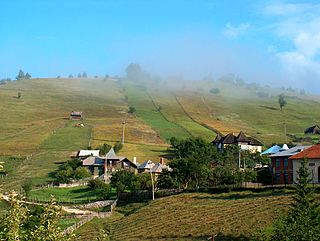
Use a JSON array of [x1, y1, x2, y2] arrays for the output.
[[78, 150, 100, 157], [270, 146, 311, 157]]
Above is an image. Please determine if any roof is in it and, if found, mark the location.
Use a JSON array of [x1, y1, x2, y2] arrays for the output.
[[260, 145, 282, 155], [138, 160, 155, 170], [237, 131, 250, 142], [289, 144, 320, 159], [150, 163, 172, 173], [212, 131, 263, 146], [105, 148, 118, 159], [304, 125, 320, 134], [82, 156, 104, 166], [78, 150, 100, 157], [270, 146, 311, 158], [71, 111, 83, 115], [212, 133, 224, 143]]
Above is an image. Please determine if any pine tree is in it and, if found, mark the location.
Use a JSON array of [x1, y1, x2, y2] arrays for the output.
[[16, 70, 25, 80]]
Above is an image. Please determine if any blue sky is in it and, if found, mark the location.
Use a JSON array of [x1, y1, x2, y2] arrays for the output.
[[1, 0, 320, 90]]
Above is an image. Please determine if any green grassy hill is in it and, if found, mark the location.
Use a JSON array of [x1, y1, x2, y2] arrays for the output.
[[1, 77, 320, 189]]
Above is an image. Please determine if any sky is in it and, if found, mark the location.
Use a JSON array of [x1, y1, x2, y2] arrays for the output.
[[1, 0, 320, 91]]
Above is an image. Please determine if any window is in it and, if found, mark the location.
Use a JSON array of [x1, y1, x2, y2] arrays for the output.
[[276, 159, 281, 167], [284, 159, 288, 167]]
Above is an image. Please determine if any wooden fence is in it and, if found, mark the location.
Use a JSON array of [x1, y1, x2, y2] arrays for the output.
[[63, 198, 118, 235]]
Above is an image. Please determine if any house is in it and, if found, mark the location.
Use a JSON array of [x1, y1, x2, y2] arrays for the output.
[[270, 146, 311, 184], [137, 158, 171, 175], [304, 125, 320, 134], [70, 111, 83, 120], [212, 131, 263, 153], [82, 148, 137, 180], [137, 160, 155, 173], [289, 144, 320, 184]]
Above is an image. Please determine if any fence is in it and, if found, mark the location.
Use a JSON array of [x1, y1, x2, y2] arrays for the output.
[[62, 198, 118, 235]]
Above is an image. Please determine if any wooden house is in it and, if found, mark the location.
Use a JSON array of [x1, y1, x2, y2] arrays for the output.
[[70, 111, 83, 120]]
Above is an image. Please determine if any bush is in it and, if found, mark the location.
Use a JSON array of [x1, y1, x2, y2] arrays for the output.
[[128, 106, 136, 113], [88, 179, 112, 199], [210, 88, 220, 94], [98, 143, 112, 155]]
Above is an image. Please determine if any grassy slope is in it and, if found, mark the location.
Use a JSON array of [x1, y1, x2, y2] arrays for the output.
[[76, 191, 293, 240], [176, 81, 320, 145], [0, 78, 167, 190]]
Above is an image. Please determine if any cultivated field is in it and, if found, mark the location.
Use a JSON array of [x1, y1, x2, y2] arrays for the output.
[[76, 190, 295, 240]]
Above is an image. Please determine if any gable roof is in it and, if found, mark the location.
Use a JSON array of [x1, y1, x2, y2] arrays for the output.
[[260, 145, 282, 155], [270, 146, 311, 158], [106, 148, 118, 159], [289, 144, 320, 159], [82, 156, 104, 166], [78, 150, 100, 157], [237, 131, 250, 142], [138, 160, 155, 170], [212, 131, 263, 146], [150, 163, 172, 173], [304, 125, 320, 134]]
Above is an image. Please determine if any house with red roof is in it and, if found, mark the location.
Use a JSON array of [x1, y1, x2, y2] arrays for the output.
[[289, 144, 320, 184]]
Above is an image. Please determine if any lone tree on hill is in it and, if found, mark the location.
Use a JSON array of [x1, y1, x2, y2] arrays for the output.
[[16, 70, 25, 80], [278, 93, 287, 111], [25, 72, 31, 79]]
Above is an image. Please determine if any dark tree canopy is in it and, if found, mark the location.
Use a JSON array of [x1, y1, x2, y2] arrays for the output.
[[278, 93, 287, 110], [16, 70, 25, 80]]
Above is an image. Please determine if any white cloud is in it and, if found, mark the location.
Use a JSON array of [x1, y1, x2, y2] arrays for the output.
[[263, 2, 320, 88], [223, 23, 250, 38]]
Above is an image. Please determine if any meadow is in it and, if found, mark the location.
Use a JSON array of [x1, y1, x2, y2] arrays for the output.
[[1, 77, 320, 191]]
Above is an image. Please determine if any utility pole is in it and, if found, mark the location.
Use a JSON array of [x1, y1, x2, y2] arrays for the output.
[[284, 122, 287, 143], [122, 119, 126, 145], [150, 171, 155, 200]]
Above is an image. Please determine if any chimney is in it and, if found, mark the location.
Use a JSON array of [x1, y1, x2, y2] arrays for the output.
[[133, 156, 137, 164], [159, 157, 164, 165]]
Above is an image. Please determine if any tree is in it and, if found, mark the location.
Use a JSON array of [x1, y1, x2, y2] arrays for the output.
[[74, 166, 91, 180], [110, 170, 138, 194], [128, 106, 136, 114], [113, 142, 123, 153], [82, 72, 87, 78], [21, 179, 33, 197], [16, 70, 25, 80], [77, 73, 82, 78], [125, 63, 142, 81], [17, 92, 22, 99], [68, 74, 73, 78], [98, 143, 112, 155], [278, 93, 287, 111], [271, 159, 320, 241], [25, 72, 31, 79], [0, 194, 28, 241]]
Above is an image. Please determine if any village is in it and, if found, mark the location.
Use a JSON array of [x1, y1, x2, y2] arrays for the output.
[[65, 110, 320, 188]]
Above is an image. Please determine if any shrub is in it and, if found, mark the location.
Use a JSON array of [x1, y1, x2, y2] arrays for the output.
[[128, 106, 136, 114], [210, 88, 220, 94]]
